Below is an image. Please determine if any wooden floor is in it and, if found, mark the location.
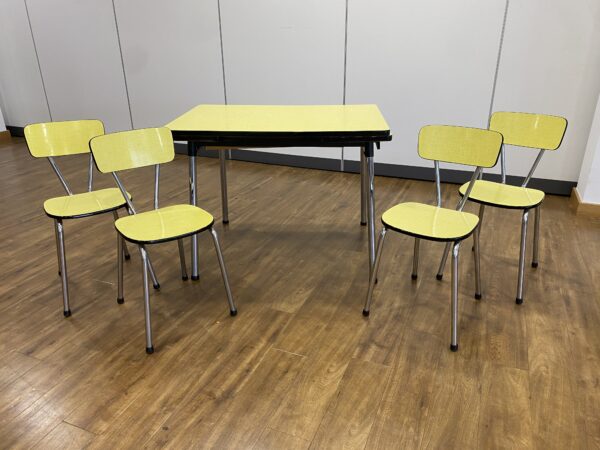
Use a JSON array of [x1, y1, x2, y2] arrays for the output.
[[0, 137, 599, 449]]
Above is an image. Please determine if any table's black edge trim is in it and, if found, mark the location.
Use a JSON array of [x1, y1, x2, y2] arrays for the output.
[[173, 144, 575, 196]]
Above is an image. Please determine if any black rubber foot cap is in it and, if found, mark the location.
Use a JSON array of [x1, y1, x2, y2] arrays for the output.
[[362, 309, 370, 317], [182, 275, 188, 281], [475, 293, 482, 300], [450, 344, 458, 352], [532, 262, 538, 268], [191, 275, 200, 281], [436, 274, 443, 281], [117, 297, 124, 304], [125, 254, 131, 260], [230, 309, 238, 317], [360, 221, 367, 226], [411, 274, 418, 280], [146, 346, 154, 354], [63, 309, 72, 317], [58, 271, 61, 276], [153, 283, 160, 290], [516, 297, 523, 305], [223, 219, 229, 224]]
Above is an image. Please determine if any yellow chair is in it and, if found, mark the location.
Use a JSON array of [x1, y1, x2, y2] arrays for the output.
[[89, 127, 237, 354], [25, 120, 136, 317], [363, 125, 503, 352], [435, 112, 567, 305]]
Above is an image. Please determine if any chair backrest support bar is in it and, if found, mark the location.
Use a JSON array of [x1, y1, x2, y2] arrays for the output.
[[456, 166, 482, 212], [87, 154, 94, 192], [48, 157, 73, 195], [434, 160, 442, 207], [521, 149, 545, 187], [154, 164, 160, 210], [112, 172, 136, 214], [500, 144, 506, 184]]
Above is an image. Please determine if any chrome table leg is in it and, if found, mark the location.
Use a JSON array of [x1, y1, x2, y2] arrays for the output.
[[365, 143, 376, 278], [360, 147, 367, 226]]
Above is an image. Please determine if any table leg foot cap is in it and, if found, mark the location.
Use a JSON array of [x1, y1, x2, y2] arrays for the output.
[[230, 309, 237, 316], [191, 275, 200, 281], [153, 283, 160, 290], [146, 346, 154, 354], [516, 297, 523, 305], [117, 297, 124, 304], [411, 274, 418, 280], [436, 274, 443, 281], [450, 344, 458, 352], [475, 293, 482, 300], [531, 262, 538, 268], [362, 309, 370, 317], [63, 309, 72, 318]]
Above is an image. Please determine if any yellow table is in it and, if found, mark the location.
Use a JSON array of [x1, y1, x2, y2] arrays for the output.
[[166, 104, 392, 279]]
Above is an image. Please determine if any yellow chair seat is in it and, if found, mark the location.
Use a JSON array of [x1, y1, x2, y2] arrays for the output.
[[459, 180, 544, 209], [115, 205, 214, 244], [44, 188, 128, 219], [382, 202, 479, 242]]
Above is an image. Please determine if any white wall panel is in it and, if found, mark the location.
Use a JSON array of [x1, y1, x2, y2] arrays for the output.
[[346, 0, 506, 172], [493, 0, 600, 181], [26, 0, 131, 132], [220, 0, 346, 158], [0, 0, 50, 127], [114, 0, 224, 128]]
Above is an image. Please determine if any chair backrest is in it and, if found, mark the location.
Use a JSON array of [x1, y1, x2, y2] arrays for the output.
[[418, 125, 503, 168], [25, 120, 104, 158], [489, 112, 567, 150], [90, 127, 175, 173]]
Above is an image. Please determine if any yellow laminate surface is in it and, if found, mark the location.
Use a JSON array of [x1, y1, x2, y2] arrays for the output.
[[90, 128, 174, 173], [115, 205, 214, 244], [25, 120, 104, 157], [490, 112, 567, 150], [166, 104, 390, 133], [418, 125, 503, 168], [382, 202, 479, 241], [43, 188, 128, 219], [459, 180, 545, 209]]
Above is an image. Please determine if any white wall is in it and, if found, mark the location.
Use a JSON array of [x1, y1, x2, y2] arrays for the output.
[[1, 0, 599, 185], [577, 91, 600, 204], [0, 0, 50, 126], [0, 103, 6, 132]]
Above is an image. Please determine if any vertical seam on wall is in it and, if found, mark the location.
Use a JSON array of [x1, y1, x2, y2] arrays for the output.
[[217, 0, 228, 105], [488, 0, 510, 127], [341, 0, 349, 171], [24, 0, 52, 121], [112, 0, 134, 129]]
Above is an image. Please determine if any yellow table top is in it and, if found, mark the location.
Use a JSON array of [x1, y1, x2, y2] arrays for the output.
[[166, 104, 390, 134]]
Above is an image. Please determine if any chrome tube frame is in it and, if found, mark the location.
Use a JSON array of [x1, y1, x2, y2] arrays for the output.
[[54, 223, 61, 276], [55, 219, 71, 317], [360, 148, 367, 225], [177, 238, 188, 280], [532, 207, 540, 268], [500, 144, 507, 184], [117, 234, 124, 304], [154, 164, 160, 210], [209, 228, 237, 315], [516, 209, 529, 304], [434, 161, 442, 207], [189, 145, 199, 280], [363, 228, 387, 316], [522, 149, 545, 187], [87, 154, 94, 192], [112, 210, 130, 260], [412, 238, 420, 280], [139, 246, 154, 354], [48, 157, 73, 195], [219, 150, 229, 224], [450, 241, 460, 351], [473, 223, 482, 300], [365, 143, 376, 277]]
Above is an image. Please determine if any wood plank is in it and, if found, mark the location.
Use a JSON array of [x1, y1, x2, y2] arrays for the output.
[[32, 421, 94, 450]]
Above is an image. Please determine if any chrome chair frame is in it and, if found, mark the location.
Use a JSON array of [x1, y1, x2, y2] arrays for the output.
[[45, 154, 137, 316], [364, 164, 484, 352], [110, 164, 236, 354], [436, 145, 546, 304]]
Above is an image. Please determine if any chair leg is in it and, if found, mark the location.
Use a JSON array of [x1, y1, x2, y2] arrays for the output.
[[532, 206, 540, 268], [146, 252, 160, 290], [363, 228, 388, 316], [117, 235, 124, 304], [450, 241, 461, 351], [436, 242, 451, 280], [411, 238, 420, 280], [516, 210, 529, 305], [113, 210, 130, 260], [472, 204, 485, 251], [473, 225, 482, 300], [55, 219, 71, 317], [209, 229, 237, 316], [139, 246, 154, 354], [54, 223, 62, 276], [177, 238, 189, 281]]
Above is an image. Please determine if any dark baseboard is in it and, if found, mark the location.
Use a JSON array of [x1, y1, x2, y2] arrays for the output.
[[6, 126, 24, 137], [175, 143, 574, 196]]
